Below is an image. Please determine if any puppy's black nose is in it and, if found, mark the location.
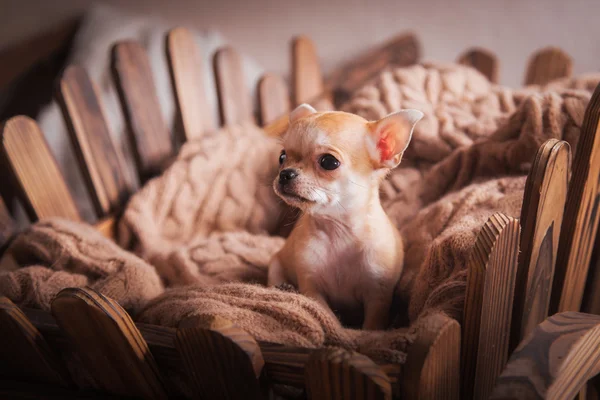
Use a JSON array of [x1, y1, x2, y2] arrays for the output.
[[279, 169, 298, 184]]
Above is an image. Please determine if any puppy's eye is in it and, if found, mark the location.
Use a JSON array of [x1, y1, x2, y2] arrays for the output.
[[279, 150, 286, 165], [319, 154, 340, 170]]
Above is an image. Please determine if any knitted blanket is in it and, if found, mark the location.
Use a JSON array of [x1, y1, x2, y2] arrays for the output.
[[1, 63, 599, 370], [342, 63, 599, 321]]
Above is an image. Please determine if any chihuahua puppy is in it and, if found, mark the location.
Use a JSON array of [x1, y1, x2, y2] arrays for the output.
[[268, 103, 423, 330]]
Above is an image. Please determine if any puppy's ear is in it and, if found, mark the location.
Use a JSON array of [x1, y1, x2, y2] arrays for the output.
[[367, 109, 423, 168], [290, 103, 317, 123]]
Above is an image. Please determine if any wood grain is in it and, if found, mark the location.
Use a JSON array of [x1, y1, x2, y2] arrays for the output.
[[22, 306, 402, 392], [265, 342, 395, 397], [403, 312, 460, 400], [473, 216, 521, 400], [490, 312, 600, 400], [166, 27, 215, 141], [57, 65, 131, 219], [582, 231, 600, 315], [461, 213, 520, 400], [510, 139, 570, 352], [582, 189, 600, 318], [550, 82, 600, 314], [51, 287, 168, 399], [258, 73, 290, 125], [0, 297, 70, 386], [214, 46, 255, 126], [175, 316, 265, 399], [524, 46, 573, 86], [326, 32, 420, 106], [305, 347, 391, 400], [1, 116, 81, 222], [24, 307, 181, 393], [112, 40, 173, 182], [457, 47, 499, 83], [260, 342, 311, 387]]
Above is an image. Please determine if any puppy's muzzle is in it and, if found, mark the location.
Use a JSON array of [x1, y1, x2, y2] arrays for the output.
[[279, 169, 298, 185]]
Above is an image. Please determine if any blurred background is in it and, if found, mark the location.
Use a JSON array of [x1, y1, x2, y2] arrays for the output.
[[2, 0, 599, 87]]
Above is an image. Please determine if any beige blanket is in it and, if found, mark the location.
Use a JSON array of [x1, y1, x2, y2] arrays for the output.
[[342, 62, 599, 321], [1, 63, 598, 367]]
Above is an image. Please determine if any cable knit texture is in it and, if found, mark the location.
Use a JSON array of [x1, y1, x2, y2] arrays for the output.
[[341, 63, 599, 321], [1, 63, 599, 367], [1, 219, 163, 313], [117, 123, 287, 287]]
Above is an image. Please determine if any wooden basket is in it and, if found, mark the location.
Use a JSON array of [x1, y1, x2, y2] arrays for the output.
[[1, 28, 599, 400]]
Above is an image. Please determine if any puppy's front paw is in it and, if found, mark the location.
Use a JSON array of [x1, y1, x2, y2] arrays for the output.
[[363, 298, 392, 331]]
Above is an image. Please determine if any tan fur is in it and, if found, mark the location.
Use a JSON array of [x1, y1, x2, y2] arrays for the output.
[[268, 104, 423, 330]]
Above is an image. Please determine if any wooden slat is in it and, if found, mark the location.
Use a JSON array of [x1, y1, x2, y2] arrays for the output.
[[291, 36, 324, 107], [0, 196, 14, 252], [327, 33, 420, 106], [1, 116, 81, 222], [461, 213, 520, 400], [258, 73, 290, 125], [260, 342, 311, 387], [582, 233, 600, 315], [50, 288, 168, 399], [550, 82, 600, 314], [175, 316, 265, 399], [0, 297, 70, 386], [490, 312, 600, 400], [305, 347, 391, 400], [57, 65, 130, 219], [214, 47, 254, 126], [510, 139, 571, 352], [583, 201, 600, 319], [402, 312, 460, 400], [112, 41, 173, 182], [457, 47, 499, 83], [524, 46, 573, 86], [166, 27, 215, 141], [24, 307, 181, 393], [22, 306, 403, 392]]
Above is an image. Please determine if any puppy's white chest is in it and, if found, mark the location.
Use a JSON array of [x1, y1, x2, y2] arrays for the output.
[[301, 233, 379, 304], [303, 231, 357, 267]]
